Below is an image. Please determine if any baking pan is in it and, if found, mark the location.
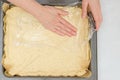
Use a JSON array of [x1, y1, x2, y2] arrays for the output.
[[0, 0, 98, 80]]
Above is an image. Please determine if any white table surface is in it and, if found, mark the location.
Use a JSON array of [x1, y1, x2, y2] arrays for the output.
[[98, 0, 120, 80]]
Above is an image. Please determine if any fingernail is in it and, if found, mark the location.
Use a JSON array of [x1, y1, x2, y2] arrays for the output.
[[96, 26, 99, 31], [72, 31, 76, 35], [95, 28, 98, 31], [82, 14, 86, 19]]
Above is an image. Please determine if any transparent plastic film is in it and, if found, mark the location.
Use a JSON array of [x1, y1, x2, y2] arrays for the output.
[[64, 1, 96, 44], [2, 1, 94, 77]]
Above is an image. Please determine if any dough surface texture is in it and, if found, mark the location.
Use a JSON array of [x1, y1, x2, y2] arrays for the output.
[[2, 6, 91, 77]]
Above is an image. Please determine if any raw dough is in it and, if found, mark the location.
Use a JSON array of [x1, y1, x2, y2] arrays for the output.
[[2, 6, 91, 77]]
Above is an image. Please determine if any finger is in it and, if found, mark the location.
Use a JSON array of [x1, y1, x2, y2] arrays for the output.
[[89, 0, 103, 30], [50, 28, 65, 36], [56, 23, 74, 37], [56, 8, 68, 16], [82, 0, 88, 18], [95, 17, 102, 30], [96, 22, 100, 30], [93, 12, 102, 30], [54, 26, 72, 37], [58, 17, 77, 34]]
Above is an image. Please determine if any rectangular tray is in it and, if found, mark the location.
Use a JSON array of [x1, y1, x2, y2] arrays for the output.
[[0, 0, 98, 80]]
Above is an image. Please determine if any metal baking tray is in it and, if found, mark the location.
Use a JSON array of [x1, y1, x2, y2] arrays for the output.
[[0, 0, 98, 80]]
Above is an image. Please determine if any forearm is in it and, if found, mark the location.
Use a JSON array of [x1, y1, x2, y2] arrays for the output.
[[7, 0, 44, 17]]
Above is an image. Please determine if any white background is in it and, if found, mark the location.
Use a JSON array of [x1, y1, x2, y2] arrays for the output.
[[98, 0, 120, 80]]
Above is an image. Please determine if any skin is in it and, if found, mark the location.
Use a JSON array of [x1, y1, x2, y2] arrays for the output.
[[82, 0, 103, 30], [7, 0, 102, 36]]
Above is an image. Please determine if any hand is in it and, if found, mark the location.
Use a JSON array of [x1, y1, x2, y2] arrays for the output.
[[82, 0, 103, 30], [36, 6, 77, 37], [7, 0, 77, 37]]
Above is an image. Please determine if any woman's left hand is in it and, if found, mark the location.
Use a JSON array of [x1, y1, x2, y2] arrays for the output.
[[82, 0, 103, 30]]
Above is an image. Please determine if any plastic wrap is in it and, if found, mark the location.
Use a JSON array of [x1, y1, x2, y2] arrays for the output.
[[60, 1, 96, 41], [60, 1, 96, 46], [2, 1, 96, 77], [2, 1, 96, 41]]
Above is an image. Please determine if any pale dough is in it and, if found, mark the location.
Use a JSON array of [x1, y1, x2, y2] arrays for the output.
[[2, 6, 91, 77]]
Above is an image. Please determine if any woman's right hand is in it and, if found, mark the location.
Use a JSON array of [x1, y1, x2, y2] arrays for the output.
[[36, 6, 77, 37]]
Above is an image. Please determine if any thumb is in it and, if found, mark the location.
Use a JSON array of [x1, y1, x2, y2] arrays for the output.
[[82, 0, 88, 18]]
